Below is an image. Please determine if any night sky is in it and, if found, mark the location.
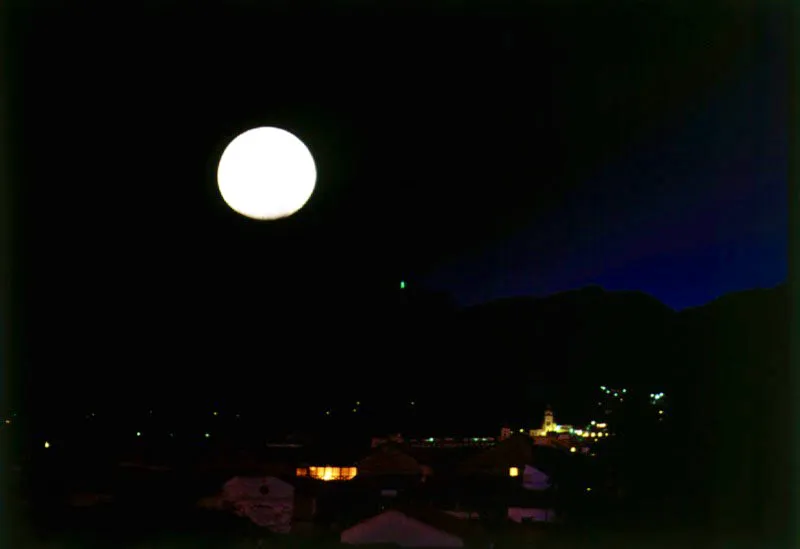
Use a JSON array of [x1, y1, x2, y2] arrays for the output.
[[6, 2, 787, 417]]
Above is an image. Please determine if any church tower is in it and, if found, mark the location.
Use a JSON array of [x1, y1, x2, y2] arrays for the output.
[[543, 406, 555, 433]]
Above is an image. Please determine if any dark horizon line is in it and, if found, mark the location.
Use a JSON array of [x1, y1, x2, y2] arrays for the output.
[[413, 279, 787, 312]]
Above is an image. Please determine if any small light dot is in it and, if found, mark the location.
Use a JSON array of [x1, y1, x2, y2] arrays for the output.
[[205, 433, 210, 438], [136, 432, 141, 437], [44, 441, 50, 449]]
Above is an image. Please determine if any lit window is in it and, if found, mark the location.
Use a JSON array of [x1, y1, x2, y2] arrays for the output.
[[570, 447, 576, 453], [509, 467, 519, 477], [307, 466, 357, 481]]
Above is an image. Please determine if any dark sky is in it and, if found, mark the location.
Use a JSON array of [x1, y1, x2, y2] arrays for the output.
[[7, 2, 788, 415]]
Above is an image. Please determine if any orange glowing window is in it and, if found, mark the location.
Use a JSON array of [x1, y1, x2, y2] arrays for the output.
[[305, 466, 358, 481], [296, 468, 308, 477]]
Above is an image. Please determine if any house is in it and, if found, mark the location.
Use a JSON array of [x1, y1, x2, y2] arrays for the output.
[[508, 507, 556, 524], [341, 506, 489, 548], [458, 434, 533, 477], [521, 465, 550, 491], [200, 476, 295, 533]]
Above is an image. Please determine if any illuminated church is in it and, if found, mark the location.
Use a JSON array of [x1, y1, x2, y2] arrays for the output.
[[529, 406, 573, 438]]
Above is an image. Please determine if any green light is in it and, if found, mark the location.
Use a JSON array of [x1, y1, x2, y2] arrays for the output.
[[400, 281, 406, 289]]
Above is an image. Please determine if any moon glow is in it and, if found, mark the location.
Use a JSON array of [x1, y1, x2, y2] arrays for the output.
[[217, 126, 317, 220]]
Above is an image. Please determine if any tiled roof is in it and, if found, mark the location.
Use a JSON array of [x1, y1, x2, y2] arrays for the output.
[[459, 435, 534, 473], [358, 446, 421, 475], [379, 505, 491, 544]]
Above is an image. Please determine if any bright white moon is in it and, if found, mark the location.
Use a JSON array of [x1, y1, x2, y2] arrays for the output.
[[217, 126, 317, 220]]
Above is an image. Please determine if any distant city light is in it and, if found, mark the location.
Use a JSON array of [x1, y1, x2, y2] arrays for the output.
[[591, 421, 596, 425], [136, 432, 141, 437], [509, 467, 519, 477], [600, 386, 606, 391], [204, 433, 210, 438], [213, 412, 218, 416], [659, 410, 664, 415], [44, 441, 50, 449], [325, 411, 331, 416], [400, 281, 406, 289], [596, 423, 607, 428], [586, 487, 592, 492], [4, 419, 10, 425], [356, 401, 361, 406], [352, 408, 357, 413], [570, 447, 576, 453], [410, 401, 415, 406], [622, 389, 627, 393]]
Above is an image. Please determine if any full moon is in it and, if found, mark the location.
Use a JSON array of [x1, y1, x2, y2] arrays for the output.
[[217, 126, 317, 220]]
